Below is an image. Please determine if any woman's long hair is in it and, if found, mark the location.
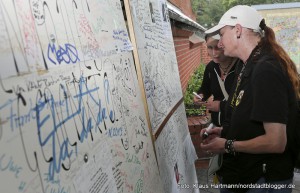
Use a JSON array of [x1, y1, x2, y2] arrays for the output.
[[259, 19, 300, 99]]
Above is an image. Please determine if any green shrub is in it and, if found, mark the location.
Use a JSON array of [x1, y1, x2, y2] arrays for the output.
[[184, 64, 206, 117]]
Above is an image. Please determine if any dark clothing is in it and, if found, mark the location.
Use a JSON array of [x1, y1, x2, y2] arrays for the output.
[[197, 60, 238, 126], [219, 46, 296, 192]]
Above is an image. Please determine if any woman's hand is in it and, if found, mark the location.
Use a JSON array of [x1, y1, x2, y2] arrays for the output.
[[193, 94, 204, 105], [204, 100, 220, 112], [200, 126, 222, 140], [201, 137, 227, 154], [200, 126, 224, 154], [201, 122, 287, 155]]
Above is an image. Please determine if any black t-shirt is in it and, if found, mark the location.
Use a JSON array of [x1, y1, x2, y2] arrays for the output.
[[219, 47, 295, 189], [198, 60, 238, 126]]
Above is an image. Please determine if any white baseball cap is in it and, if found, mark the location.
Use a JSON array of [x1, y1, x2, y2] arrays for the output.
[[205, 5, 263, 34], [212, 34, 220, 40], [205, 34, 220, 41]]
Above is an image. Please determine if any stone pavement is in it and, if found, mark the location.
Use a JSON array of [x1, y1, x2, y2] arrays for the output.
[[196, 163, 300, 193], [294, 170, 300, 193], [196, 165, 219, 193]]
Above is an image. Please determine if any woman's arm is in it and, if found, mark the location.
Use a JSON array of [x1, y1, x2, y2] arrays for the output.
[[234, 122, 286, 154], [201, 122, 287, 154]]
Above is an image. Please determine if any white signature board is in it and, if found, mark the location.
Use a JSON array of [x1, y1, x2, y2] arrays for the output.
[[0, 0, 163, 193]]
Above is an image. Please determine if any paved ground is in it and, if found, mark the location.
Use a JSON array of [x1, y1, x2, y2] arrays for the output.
[[294, 170, 300, 192], [196, 166, 300, 193], [196, 166, 219, 193]]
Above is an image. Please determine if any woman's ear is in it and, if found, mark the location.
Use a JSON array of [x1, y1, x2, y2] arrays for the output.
[[235, 24, 243, 39]]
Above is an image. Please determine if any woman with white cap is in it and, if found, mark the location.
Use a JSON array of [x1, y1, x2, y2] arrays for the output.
[[193, 34, 239, 127], [200, 5, 300, 193]]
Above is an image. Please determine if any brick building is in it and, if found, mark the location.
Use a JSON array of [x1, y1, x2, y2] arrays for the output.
[[167, 0, 210, 92]]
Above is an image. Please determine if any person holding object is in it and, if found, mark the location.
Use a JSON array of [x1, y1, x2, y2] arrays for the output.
[[201, 5, 300, 193], [202, 123, 215, 139], [193, 34, 239, 126]]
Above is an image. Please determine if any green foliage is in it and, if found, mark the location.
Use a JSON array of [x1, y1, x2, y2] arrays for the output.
[[196, 0, 226, 29], [193, 0, 299, 28], [191, 0, 201, 13], [222, 0, 300, 10], [184, 64, 206, 116]]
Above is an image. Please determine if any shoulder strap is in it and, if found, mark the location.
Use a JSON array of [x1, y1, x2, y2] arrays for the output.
[[214, 68, 229, 100]]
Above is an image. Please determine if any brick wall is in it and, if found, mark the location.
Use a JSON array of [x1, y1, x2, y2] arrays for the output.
[[169, 0, 181, 8], [168, 0, 196, 20], [201, 42, 211, 64], [172, 27, 201, 91], [172, 27, 212, 91], [168, 0, 211, 92]]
